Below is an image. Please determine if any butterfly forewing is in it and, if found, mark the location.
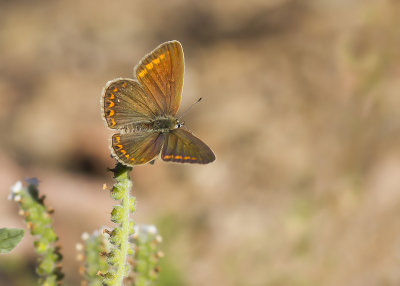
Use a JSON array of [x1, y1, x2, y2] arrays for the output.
[[102, 79, 162, 129], [135, 41, 184, 116], [111, 132, 165, 166], [161, 129, 215, 164]]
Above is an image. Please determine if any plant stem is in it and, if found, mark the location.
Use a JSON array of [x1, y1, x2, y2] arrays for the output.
[[115, 168, 132, 285]]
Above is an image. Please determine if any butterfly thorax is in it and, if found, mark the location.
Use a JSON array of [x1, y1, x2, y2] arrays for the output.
[[152, 116, 178, 132]]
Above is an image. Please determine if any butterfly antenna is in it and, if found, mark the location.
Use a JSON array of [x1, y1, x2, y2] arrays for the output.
[[178, 97, 202, 120]]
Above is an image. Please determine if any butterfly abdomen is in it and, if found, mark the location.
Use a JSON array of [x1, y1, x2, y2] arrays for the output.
[[122, 123, 153, 133], [122, 116, 176, 134]]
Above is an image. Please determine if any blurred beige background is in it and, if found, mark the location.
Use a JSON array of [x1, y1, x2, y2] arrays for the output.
[[1, 0, 400, 285]]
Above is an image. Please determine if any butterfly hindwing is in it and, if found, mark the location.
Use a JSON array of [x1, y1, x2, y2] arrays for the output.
[[111, 132, 165, 166], [135, 41, 184, 116], [102, 78, 161, 130], [161, 129, 215, 164]]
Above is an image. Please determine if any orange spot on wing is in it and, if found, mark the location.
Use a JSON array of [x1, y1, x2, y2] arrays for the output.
[[146, 62, 154, 70], [108, 110, 115, 117], [125, 154, 130, 159], [115, 136, 121, 143], [116, 144, 123, 149], [184, 156, 190, 160], [121, 150, 126, 155], [191, 157, 197, 160], [113, 87, 118, 92], [110, 93, 115, 99], [159, 54, 165, 60], [130, 158, 135, 162], [108, 101, 115, 108], [140, 158, 145, 162], [111, 118, 116, 127], [163, 155, 172, 159], [122, 82, 127, 88], [174, 155, 183, 159], [138, 69, 147, 78], [152, 58, 160, 65]]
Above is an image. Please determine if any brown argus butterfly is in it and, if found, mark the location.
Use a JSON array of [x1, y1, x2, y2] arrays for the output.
[[101, 41, 215, 166]]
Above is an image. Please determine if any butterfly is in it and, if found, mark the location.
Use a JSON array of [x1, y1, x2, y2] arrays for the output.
[[101, 40, 215, 166]]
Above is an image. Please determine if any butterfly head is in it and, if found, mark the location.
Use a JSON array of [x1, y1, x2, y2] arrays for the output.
[[176, 120, 184, 129]]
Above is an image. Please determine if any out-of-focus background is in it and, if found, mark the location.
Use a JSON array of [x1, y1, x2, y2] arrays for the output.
[[1, 0, 400, 285]]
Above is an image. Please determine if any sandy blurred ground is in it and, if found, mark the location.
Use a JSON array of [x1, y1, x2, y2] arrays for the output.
[[1, 0, 400, 285]]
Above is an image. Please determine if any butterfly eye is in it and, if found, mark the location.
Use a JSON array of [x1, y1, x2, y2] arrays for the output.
[[176, 121, 184, 128]]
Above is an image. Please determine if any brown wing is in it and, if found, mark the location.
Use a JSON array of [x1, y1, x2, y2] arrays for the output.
[[161, 129, 215, 164], [101, 78, 162, 130], [111, 132, 165, 166], [135, 41, 184, 116]]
